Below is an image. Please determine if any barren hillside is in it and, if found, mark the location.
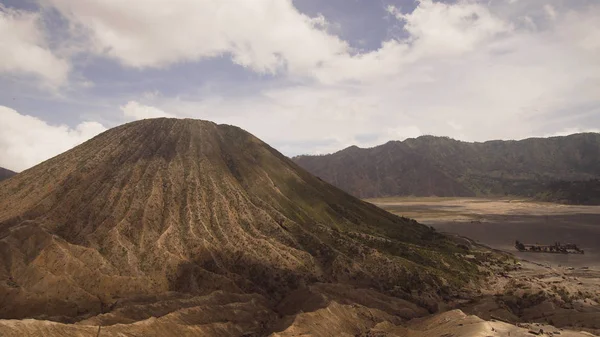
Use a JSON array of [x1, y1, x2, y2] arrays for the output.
[[0, 118, 481, 334]]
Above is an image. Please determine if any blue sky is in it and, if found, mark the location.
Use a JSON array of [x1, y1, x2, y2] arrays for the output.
[[1, 0, 599, 171]]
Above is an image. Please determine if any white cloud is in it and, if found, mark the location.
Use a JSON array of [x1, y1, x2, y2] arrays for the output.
[[544, 4, 557, 20], [130, 0, 600, 155], [0, 106, 106, 171], [0, 5, 69, 87], [121, 101, 174, 120], [45, 0, 349, 77], [519, 15, 537, 30], [389, 0, 512, 56], [0, 101, 178, 171], [2, 0, 599, 166], [46, 0, 511, 85], [559, 6, 600, 53], [302, 0, 512, 84], [544, 128, 600, 138], [112, 0, 600, 150]]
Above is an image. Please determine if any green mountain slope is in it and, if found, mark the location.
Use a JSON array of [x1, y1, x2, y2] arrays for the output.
[[536, 179, 600, 205]]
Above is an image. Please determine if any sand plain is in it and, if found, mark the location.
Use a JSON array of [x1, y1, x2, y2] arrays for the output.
[[369, 198, 600, 268]]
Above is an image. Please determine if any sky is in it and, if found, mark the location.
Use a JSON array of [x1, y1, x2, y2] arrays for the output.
[[0, 0, 599, 172]]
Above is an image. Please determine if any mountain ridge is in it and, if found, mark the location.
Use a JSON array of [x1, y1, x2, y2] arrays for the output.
[[0, 167, 16, 181], [293, 133, 600, 199], [295, 133, 600, 157]]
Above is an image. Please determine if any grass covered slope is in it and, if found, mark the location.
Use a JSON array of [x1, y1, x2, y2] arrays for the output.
[[536, 179, 600, 205], [0, 118, 478, 322], [293, 133, 600, 198]]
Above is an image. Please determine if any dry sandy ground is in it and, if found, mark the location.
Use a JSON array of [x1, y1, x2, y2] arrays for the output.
[[369, 198, 600, 268], [464, 259, 600, 335], [368, 198, 600, 335]]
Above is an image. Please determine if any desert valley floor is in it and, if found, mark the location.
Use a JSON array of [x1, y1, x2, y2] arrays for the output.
[[369, 198, 600, 268]]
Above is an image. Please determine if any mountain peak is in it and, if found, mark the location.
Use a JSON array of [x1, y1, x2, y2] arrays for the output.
[[0, 118, 475, 321]]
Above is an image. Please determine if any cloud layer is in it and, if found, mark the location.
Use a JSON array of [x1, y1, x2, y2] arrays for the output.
[[0, 106, 106, 171], [44, 0, 349, 77], [0, 5, 69, 87], [122, 0, 600, 153], [0, 0, 599, 170]]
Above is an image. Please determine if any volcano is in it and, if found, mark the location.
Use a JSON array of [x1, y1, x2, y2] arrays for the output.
[[0, 118, 479, 335]]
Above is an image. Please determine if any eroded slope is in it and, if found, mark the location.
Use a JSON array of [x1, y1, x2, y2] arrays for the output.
[[0, 118, 476, 323]]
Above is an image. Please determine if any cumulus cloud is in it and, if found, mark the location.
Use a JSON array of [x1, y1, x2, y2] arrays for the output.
[[0, 5, 69, 87], [315, 0, 512, 83], [44, 0, 349, 76], [388, 0, 512, 56], [41, 0, 514, 86], [121, 101, 174, 120], [39, 0, 599, 92], [0, 106, 106, 171], [46, 0, 508, 84], [2, 0, 599, 165], [117, 1, 598, 156], [0, 101, 178, 171], [544, 4, 557, 20]]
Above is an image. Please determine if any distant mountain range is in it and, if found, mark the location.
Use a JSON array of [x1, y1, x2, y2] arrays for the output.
[[293, 133, 600, 200], [0, 167, 16, 181]]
